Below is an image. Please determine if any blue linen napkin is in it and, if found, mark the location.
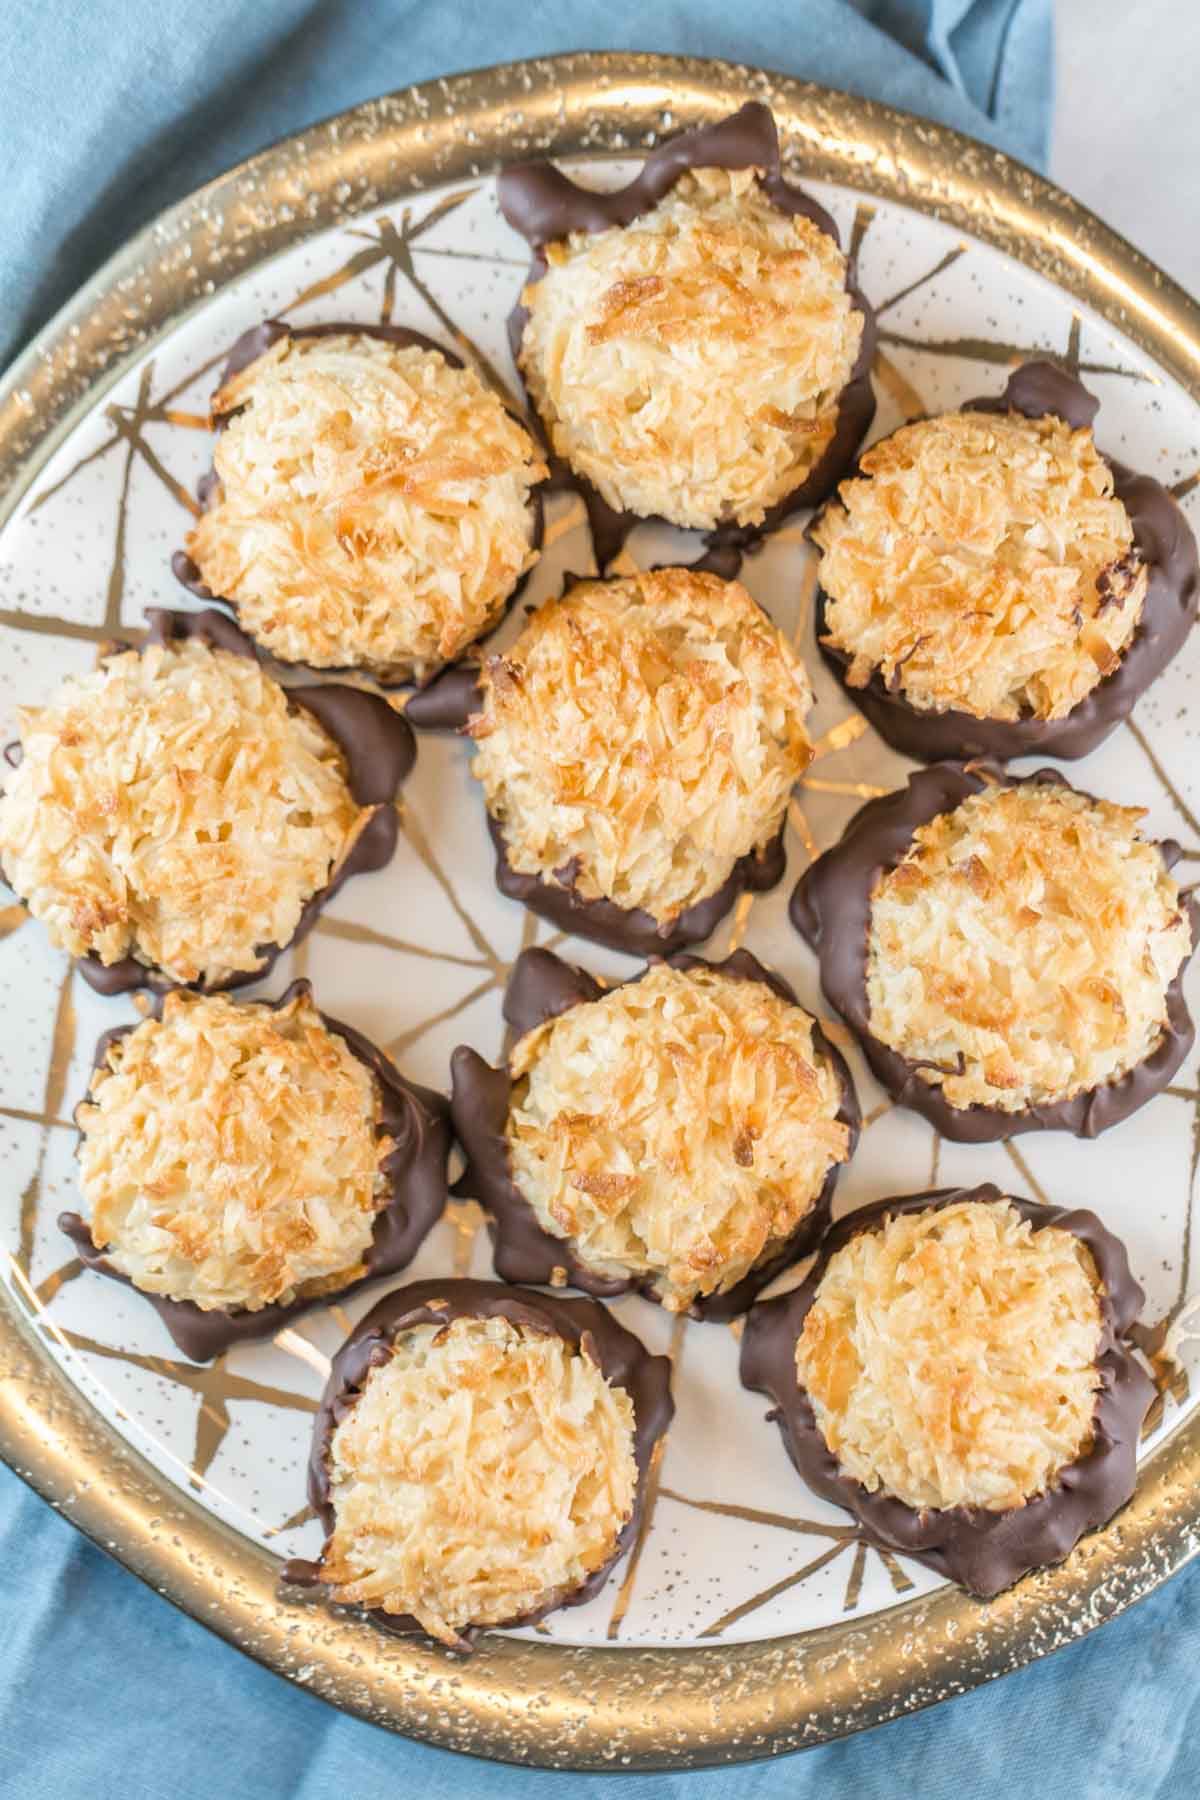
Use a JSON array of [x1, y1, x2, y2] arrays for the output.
[[7, 5, 1186, 1797], [2, 0, 1051, 373]]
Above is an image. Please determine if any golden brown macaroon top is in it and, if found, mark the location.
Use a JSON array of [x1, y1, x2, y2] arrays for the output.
[[469, 567, 814, 921], [519, 168, 863, 531], [76, 988, 390, 1313], [796, 1198, 1104, 1512], [0, 639, 364, 985], [815, 409, 1146, 721], [866, 781, 1192, 1112], [320, 1313, 637, 1643], [185, 333, 546, 681], [507, 963, 851, 1310]]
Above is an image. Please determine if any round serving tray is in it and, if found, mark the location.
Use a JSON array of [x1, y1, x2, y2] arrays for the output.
[[1, 51, 1199, 1772]]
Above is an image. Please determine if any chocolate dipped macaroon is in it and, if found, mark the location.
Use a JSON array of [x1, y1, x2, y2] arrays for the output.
[[499, 100, 875, 570], [450, 947, 858, 1318], [0, 608, 414, 995], [466, 566, 814, 954], [288, 1278, 673, 1648], [740, 1185, 1155, 1597], [791, 763, 1197, 1142], [60, 981, 450, 1361], [174, 321, 546, 687], [812, 361, 1198, 763]]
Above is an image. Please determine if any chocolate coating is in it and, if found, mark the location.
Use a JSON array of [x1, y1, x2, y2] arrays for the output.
[[285, 1277, 674, 1647], [449, 946, 859, 1319], [790, 761, 1200, 1142], [75, 607, 414, 997], [171, 320, 545, 696], [58, 979, 451, 1362], [499, 101, 876, 573], [740, 1184, 1155, 1597], [813, 361, 1199, 763], [402, 660, 484, 733], [489, 810, 788, 958]]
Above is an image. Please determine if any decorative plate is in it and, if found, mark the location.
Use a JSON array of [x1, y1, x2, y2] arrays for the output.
[[1, 52, 1199, 1773]]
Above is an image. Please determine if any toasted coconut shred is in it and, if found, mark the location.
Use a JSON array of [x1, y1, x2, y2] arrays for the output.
[[0, 641, 365, 985], [185, 334, 546, 680], [815, 409, 1146, 721], [470, 568, 814, 920], [507, 964, 851, 1309], [321, 1314, 637, 1643], [519, 168, 863, 529], [867, 782, 1192, 1112], [76, 989, 390, 1312], [797, 1199, 1104, 1512]]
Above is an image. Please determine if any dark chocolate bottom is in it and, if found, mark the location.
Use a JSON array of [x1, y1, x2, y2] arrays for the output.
[[488, 810, 788, 958], [60, 980, 450, 1360], [285, 1277, 674, 1649], [450, 946, 859, 1320], [499, 102, 876, 574], [812, 361, 1198, 765], [172, 319, 547, 698], [73, 608, 414, 998], [790, 762, 1199, 1142], [740, 1185, 1155, 1597]]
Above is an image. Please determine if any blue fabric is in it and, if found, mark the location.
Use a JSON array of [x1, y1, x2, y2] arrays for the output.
[[5, 5, 1155, 1796], [2, 1459, 1198, 1797], [0, 0, 1052, 373]]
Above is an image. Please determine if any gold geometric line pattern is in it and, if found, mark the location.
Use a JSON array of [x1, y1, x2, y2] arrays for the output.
[[313, 912, 492, 972], [876, 328, 1148, 381], [1126, 717, 1200, 838], [810, 714, 869, 760], [16, 966, 75, 1278], [606, 1311, 688, 1640], [801, 775, 889, 800], [657, 1488, 856, 1540], [787, 798, 819, 863], [1, 1103, 74, 1132], [400, 807, 506, 978], [700, 1540, 851, 1638], [265, 1502, 318, 1540], [383, 972, 501, 1062], [842, 1540, 868, 1611], [1002, 1138, 1052, 1210], [874, 246, 967, 318], [847, 202, 875, 273], [873, 349, 928, 423]]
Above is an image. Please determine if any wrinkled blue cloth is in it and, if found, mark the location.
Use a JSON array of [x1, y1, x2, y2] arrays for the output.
[[2, 1459, 1198, 1798], [11, 5, 1185, 1798], [1, 0, 1051, 372]]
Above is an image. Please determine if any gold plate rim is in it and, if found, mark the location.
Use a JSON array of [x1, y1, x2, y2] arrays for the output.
[[1, 49, 1199, 1772]]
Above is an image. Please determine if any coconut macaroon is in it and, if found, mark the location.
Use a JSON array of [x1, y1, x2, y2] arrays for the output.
[[515, 167, 863, 534], [61, 981, 450, 1358], [741, 1185, 1154, 1595], [469, 568, 813, 947], [811, 360, 1200, 765], [866, 781, 1192, 1115], [792, 764, 1199, 1140], [501, 959, 853, 1313], [295, 1281, 673, 1647], [182, 327, 546, 682], [815, 407, 1146, 723], [73, 987, 390, 1314], [796, 1197, 1104, 1514], [0, 626, 384, 989]]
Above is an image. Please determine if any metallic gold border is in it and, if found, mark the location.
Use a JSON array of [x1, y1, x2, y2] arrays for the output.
[[1, 52, 1198, 1771]]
